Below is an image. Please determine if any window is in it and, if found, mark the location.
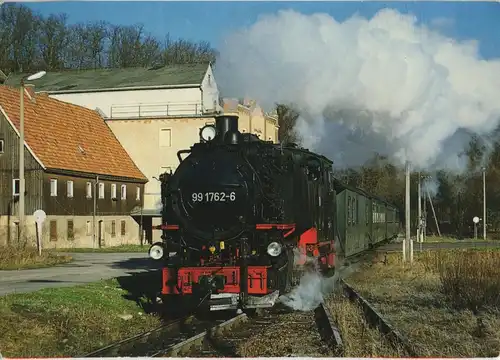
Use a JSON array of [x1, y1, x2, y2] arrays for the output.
[[111, 220, 116, 237], [120, 184, 127, 200], [136, 187, 141, 201], [50, 179, 57, 196], [67, 220, 74, 241], [86, 221, 92, 236], [159, 128, 172, 147], [111, 184, 117, 199], [86, 182, 92, 198], [0, 139, 4, 153], [12, 178, 19, 196], [365, 203, 369, 225], [208, 74, 211, 84], [347, 196, 351, 226], [67, 181, 74, 198], [98, 182, 105, 199], [50, 220, 57, 241], [121, 220, 126, 236]]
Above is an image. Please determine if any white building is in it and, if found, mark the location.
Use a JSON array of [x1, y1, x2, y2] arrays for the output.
[[5, 64, 279, 244]]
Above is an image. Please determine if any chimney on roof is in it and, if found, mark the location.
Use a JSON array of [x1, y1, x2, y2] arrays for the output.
[[24, 84, 36, 103], [222, 98, 239, 114]]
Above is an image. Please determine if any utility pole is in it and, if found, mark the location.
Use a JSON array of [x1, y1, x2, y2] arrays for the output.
[[18, 79, 25, 244], [93, 175, 99, 248], [423, 184, 427, 242], [482, 167, 486, 240], [427, 188, 441, 237], [18, 71, 46, 244], [417, 172, 422, 243], [404, 160, 411, 263]]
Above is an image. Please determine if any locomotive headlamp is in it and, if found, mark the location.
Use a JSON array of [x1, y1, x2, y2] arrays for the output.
[[148, 242, 165, 260], [267, 242, 282, 257], [200, 125, 217, 142]]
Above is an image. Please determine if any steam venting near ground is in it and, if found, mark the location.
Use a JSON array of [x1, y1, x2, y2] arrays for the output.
[[279, 236, 356, 311], [217, 9, 500, 172]]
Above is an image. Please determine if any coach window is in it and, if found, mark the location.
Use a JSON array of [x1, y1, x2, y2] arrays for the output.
[[351, 197, 356, 225], [347, 196, 351, 226], [365, 203, 369, 225], [355, 198, 359, 225]]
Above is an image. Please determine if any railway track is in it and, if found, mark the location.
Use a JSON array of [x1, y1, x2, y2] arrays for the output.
[[82, 301, 343, 357], [185, 304, 342, 357], [82, 312, 242, 357]]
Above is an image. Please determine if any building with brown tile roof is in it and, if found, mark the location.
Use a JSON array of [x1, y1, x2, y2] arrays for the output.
[[0, 85, 148, 248]]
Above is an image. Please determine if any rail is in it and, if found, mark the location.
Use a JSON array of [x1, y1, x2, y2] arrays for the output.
[[151, 313, 248, 356], [109, 102, 212, 119], [82, 315, 195, 357], [340, 278, 418, 357], [81, 313, 248, 358], [315, 302, 344, 355]]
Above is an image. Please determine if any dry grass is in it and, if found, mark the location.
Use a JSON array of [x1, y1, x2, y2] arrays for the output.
[[0, 278, 161, 357], [425, 235, 500, 243], [325, 293, 405, 357], [0, 245, 72, 270], [348, 248, 500, 357], [50, 244, 148, 253]]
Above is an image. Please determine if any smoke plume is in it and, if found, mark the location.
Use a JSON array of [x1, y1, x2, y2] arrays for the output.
[[216, 8, 500, 172]]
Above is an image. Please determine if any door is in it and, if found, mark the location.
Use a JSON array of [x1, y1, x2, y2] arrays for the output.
[[98, 220, 104, 247]]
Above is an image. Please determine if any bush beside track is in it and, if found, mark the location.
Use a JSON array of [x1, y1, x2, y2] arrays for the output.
[[0, 275, 162, 357], [345, 249, 500, 357]]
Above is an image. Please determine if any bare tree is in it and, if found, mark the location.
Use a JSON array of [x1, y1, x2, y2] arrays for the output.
[[276, 103, 300, 144], [1, 3, 41, 72], [39, 13, 69, 70], [162, 33, 217, 66], [67, 21, 109, 69]]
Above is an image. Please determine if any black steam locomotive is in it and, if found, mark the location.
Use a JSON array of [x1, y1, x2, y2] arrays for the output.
[[149, 114, 400, 312]]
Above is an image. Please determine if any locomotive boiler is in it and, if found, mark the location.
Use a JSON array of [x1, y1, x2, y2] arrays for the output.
[[148, 114, 337, 312]]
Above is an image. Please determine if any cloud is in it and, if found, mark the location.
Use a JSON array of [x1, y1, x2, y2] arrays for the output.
[[430, 17, 455, 30], [216, 8, 500, 172]]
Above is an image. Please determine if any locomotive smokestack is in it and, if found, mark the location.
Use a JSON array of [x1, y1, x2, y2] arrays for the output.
[[215, 115, 239, 144]]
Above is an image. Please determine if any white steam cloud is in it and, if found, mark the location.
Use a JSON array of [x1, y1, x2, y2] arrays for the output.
[[278, 237, 356, 311], [216, 8, 500, 172]]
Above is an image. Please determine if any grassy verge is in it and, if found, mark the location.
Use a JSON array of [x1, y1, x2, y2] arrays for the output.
[[347, 249, 500, 357], [0, 246, 72, 270], [0, 276, 162, 357], [325, 293, 405, 357], [424, 235, 500, 243], [50, 244, 149, 253]]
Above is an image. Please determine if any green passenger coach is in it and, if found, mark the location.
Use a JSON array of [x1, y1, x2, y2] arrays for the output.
[[333, 178, 401, 258]]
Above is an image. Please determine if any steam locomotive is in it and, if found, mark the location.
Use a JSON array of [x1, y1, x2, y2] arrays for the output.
[[149, 114, 401, 312]]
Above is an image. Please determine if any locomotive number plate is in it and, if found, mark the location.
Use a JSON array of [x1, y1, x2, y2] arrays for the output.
[[191, 191, 236, 202]]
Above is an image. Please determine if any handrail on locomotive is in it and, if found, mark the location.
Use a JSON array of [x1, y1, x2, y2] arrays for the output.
[[147, 114, 401, 312]]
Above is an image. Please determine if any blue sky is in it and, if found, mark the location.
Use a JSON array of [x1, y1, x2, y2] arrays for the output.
[[22, 1, 500, 59]]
